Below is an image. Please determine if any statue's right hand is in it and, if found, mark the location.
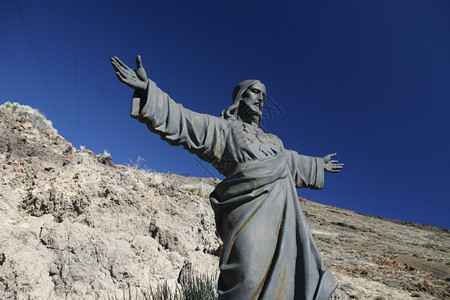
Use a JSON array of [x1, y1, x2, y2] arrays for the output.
[[110, 55, 148, 91], [323, 153, 344, 173]]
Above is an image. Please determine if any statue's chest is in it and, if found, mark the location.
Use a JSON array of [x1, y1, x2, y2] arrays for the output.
[[216, 123, 283, 176], [242, 125, 280, 156]]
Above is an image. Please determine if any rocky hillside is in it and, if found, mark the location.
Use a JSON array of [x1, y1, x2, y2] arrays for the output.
[[0, 103, 448, 299]]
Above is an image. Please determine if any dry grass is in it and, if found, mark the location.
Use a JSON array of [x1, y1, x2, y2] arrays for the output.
[[0, 101, 57, 134]]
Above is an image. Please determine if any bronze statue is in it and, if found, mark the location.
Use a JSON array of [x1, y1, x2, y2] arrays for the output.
[[111, 55, 343, 300]]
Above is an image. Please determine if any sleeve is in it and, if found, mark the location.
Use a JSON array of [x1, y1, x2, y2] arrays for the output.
[[284, 149, 324, 190], [131, 79, 228, 165]]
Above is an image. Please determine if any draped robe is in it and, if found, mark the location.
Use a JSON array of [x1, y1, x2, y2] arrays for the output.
[[131, 79, 338, 300]]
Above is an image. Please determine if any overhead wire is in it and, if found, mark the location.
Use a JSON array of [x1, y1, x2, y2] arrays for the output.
[[0, 0, 42, 106], [14, 0, 65, 131], [60, 0, 73, 139], [71, 0, 81, 145]]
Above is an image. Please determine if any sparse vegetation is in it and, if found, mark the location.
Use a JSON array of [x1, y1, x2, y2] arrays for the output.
[[177, 267, 217, 300], [98, 149, 113, 165], [0, 101, 57, 134], [128, 156, 149, 171], [107, 268, 218, 300]]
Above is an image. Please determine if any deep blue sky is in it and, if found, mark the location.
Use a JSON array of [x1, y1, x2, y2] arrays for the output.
[[1, 0, 449, 228]]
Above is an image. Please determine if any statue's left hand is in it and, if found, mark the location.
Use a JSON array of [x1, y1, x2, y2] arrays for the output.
[[323, 153, 344, 173], [110, 55, 148, 91]]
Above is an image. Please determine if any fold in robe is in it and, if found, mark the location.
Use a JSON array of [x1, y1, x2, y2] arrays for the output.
[[132, 79, 338, 299]]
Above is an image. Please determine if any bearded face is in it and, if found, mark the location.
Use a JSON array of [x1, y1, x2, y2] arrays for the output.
[[237, 82, 266, 126]]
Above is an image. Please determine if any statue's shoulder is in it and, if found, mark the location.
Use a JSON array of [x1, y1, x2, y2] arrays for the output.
[[265, 132, 284, 148], [265, 132, 279, 140]]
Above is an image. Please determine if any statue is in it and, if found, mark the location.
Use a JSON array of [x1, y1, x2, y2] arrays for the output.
[[111, 55, 344, 300]]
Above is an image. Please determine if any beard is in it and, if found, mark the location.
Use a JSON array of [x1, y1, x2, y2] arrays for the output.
[[237, 102, 262, 125]]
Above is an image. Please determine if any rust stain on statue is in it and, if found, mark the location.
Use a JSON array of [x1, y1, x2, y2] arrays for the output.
[[249, 210, 284, 299], [275, 269, 288, 299], [222, 198, 265, 263]]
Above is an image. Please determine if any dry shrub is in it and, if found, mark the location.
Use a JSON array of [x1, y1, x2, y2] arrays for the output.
[[0, 101, 57, 135]]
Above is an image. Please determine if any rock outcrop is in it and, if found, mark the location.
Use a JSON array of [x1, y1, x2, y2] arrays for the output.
[[0, 103, 448, 299]]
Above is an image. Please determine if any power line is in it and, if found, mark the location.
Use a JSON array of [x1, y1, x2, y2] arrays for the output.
[[0, 0, 42, 105], [60, 0, 73, 139], [72, 0, 81, 145], [15, 0, 65, 130]]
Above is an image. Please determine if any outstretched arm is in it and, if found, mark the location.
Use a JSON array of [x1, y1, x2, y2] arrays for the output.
[[285, 151, 344, 190], [323, 153, 344, 173], [285, 150, 325, 189], [110, 55, 228, 165]]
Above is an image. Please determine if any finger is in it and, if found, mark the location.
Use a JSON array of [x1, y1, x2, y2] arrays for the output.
[[114, 56, 130, 69], [110, 57, 119, 67], [111, 60, 127, 74], [111, 60, 121, 72], [329, 153, 337, 157], [110, 56, 123, 67], [136, 55, 143, 68], [112, 65, 127, 80], [331, 160, 339, 163], [116, 72, 127, 83]]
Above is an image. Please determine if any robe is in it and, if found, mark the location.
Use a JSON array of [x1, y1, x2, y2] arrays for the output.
[[131, 79, 338, 300]]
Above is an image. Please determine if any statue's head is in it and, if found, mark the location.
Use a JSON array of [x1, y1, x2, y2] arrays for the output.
[[219, 79, 266, 126]]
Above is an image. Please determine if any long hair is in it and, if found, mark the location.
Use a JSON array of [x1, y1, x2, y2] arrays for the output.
[[219, 79, 263, 122]]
